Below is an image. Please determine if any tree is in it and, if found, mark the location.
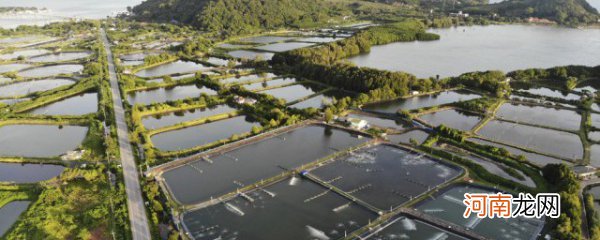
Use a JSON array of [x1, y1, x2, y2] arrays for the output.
[[324, 108, 333, 122]]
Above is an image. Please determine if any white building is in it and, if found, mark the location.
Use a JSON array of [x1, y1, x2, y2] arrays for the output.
[[346, 118, 368, 130]]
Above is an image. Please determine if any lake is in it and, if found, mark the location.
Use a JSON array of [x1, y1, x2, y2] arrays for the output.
[[161, 125, 368, 205], [134, 60, 208, 78], [0, 78, 75, 98], [0, 124, 87, 157], [348, 25, 600, 78], [27, 92, 98, 115], [0, 162, 64, 183], [0, 0, 144, 28], [127, 84, 216, 105], [364, 90, 480, 113], [142, 104, 236, 130], [151, 116, 259, 151]]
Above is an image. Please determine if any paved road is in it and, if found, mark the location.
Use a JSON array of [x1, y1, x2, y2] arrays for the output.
[[101, 28, 152, 240]]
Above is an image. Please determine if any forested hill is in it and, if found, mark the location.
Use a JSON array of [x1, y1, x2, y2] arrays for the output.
[[465, 0, 599, 25], [132, 0, 349, 36]]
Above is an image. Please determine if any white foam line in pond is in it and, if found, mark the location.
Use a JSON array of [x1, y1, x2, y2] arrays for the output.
[[442, 195, 464, 206]]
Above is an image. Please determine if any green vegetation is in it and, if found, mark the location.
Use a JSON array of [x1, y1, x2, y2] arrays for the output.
[[585, 193, 600, 239], [543, 164, 581, 239]]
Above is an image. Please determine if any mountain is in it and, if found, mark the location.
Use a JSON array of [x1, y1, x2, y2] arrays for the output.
[[131, 0, 350, 36], [465, 0, 599, 25]]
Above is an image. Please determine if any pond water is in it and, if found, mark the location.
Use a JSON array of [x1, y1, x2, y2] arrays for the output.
[[416, 185, 545, 240], [0, 77, 11, 84], [134, 60, 208, 78], [388, 130, 429, 145], [592, 114, 600, 128], [217, 43, 251, 49], [238, 36, 296, 44], [517, 87, 581, 101], [242, 77, 297, 91], [182, 178, 376, 240], [204, 57, 230, 67], [295, 36, 343, 43], [0, 63, 32, 73], [588, 184, 600, 200], [18, 64, 83, 78], [127, 84, 216, 105], [478, 120, 583, 160], [0, 78, 75, 97], [496, 103, 581, 130], [364, 90, 480, 113], [0, 98, 29, 105], [418, 109, 482, 131], [346, 113, 410, 130], [590, 132, 600, 142], [0, 49, 49, 60], [142, 105, 236, 130], [310, 144, 461, 210], [441, 146, 536, 187], [254, 42, 315, 52], [27, 92, 97, 115], [162, 125, 368, 205], [28, 51, 91, 62], [365, 214, 468, 240], [220, 73, 277, 85], [0, 201, 30, 236], [0, 124, 87, 157], [0, 162, 64, 183], [121, 60, 144, 66], [591, 145, 600, 167], [468, 138, 572, 167], [259, 84, 319, 103], [348, 25, 600, 78], [228, 50, 274, 60], [120, 52, 149, 61], [151, 116, 258, 151]]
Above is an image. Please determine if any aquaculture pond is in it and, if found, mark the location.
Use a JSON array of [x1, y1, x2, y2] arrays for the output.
[[592, 114, 600, 128], [161, 125, 369, 205], [388, 130, 429, 145], [220, 73, 277, 85], [127, 84, 216, 105], [204, 57, 229, 66], [142, 105, 236, 130], [0, 78, 75, 98], [259, 84, 319, 103], [253, 42, 315, 52], [590, 131, 600, 142], [496, 103, 581, 130], [227, 50, 274, 60], [28, 92, 98, 115], [0, 162, 64, 183], [295, 36, 343, 43], [0, 49, 49, 60], [348, 25, 600, 78], [310, 144, 461, 210], [587, 185, 600, 199], [416, 185, 546, 240], [242, 77, 296, 91], [0, 98, 29, 105], [346, 113, 410, 130], [517, 87, 581, 101], [28, 51, 91, 62], [0, 63, 31, 73], [364, 214, 468, 240], [418, 109, 482, 131], [0, 201, 30, 237], [478, 120, 583, 160], [238, 36, 296, 44], [0, 124, 87, 158], [364, 90, 480, 113], [134, 60, 208, 78], [182, 178, 376, 240], [151, 116, 258, 151], [468, 138, 571, 167], [591, 145, 600, 168], [441, 146, 535, 187], [18, 64, 83, 78], [119, 52, 150, 61]]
